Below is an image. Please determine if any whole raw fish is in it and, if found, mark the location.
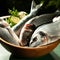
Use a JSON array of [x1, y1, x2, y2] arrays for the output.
[[0, 19, 19, 46], [29, 16, 60, 47]]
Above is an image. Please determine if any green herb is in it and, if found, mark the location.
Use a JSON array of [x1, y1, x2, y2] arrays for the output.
[[5, 7, 27, 27], [5, 17, 16, 27], [8, 7, 19, 17]]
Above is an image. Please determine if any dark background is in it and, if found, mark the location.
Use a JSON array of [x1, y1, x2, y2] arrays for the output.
[[0, 0, 60, 16], [0, 0, 40, 16]]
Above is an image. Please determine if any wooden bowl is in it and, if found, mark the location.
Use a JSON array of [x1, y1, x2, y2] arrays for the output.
[[0, 38, 60, 58], [0, 15, 60, 58]]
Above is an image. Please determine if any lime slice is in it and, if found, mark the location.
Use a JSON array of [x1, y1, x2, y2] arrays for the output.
[[10, 16, 20, 24]]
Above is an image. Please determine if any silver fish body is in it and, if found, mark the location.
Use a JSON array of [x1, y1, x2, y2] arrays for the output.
[[12, 0, 60, 37], [19, 12, 60, 46], [0, 27, 19, 45], [29, 19, 60, 47], [0, 19, 19, 46], [12, 0, 43, 36]]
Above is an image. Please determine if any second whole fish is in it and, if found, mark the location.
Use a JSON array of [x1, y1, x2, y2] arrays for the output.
[[29, 16, 60, 47]]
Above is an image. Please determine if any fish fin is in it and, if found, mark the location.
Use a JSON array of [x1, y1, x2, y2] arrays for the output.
[[30, 0, 43, 15], [30, 0, 36, 12]]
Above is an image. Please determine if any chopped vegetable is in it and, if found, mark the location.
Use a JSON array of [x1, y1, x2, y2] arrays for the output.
[[8, 7, 19, 17], [18, 11, 28, 19], [10, 16, 20, 24], [5, 8, 27, 27], [5, 17, 16, 27]]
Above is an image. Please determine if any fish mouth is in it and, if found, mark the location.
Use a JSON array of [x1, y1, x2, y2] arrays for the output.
[[0, 24, 5, 27], [0, 20, 9, 28]]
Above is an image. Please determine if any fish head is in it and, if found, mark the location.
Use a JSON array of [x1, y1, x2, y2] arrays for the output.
[[0, 19, 9, 28], [19, 24, 36, 46], [29, 31, 48, 47]]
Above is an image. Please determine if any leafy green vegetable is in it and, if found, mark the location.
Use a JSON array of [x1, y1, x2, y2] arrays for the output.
[[5, 17, 16, 27], [8, 7, 19, 17], [5, 7, 27, 27]]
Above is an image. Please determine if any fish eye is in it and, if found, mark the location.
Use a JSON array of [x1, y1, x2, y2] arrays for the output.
[[31, 37, 37, 44], [39, 31, 46, 37]]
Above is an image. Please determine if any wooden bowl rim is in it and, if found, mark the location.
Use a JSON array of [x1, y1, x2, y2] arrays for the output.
[[0, 38, 59, 49]]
